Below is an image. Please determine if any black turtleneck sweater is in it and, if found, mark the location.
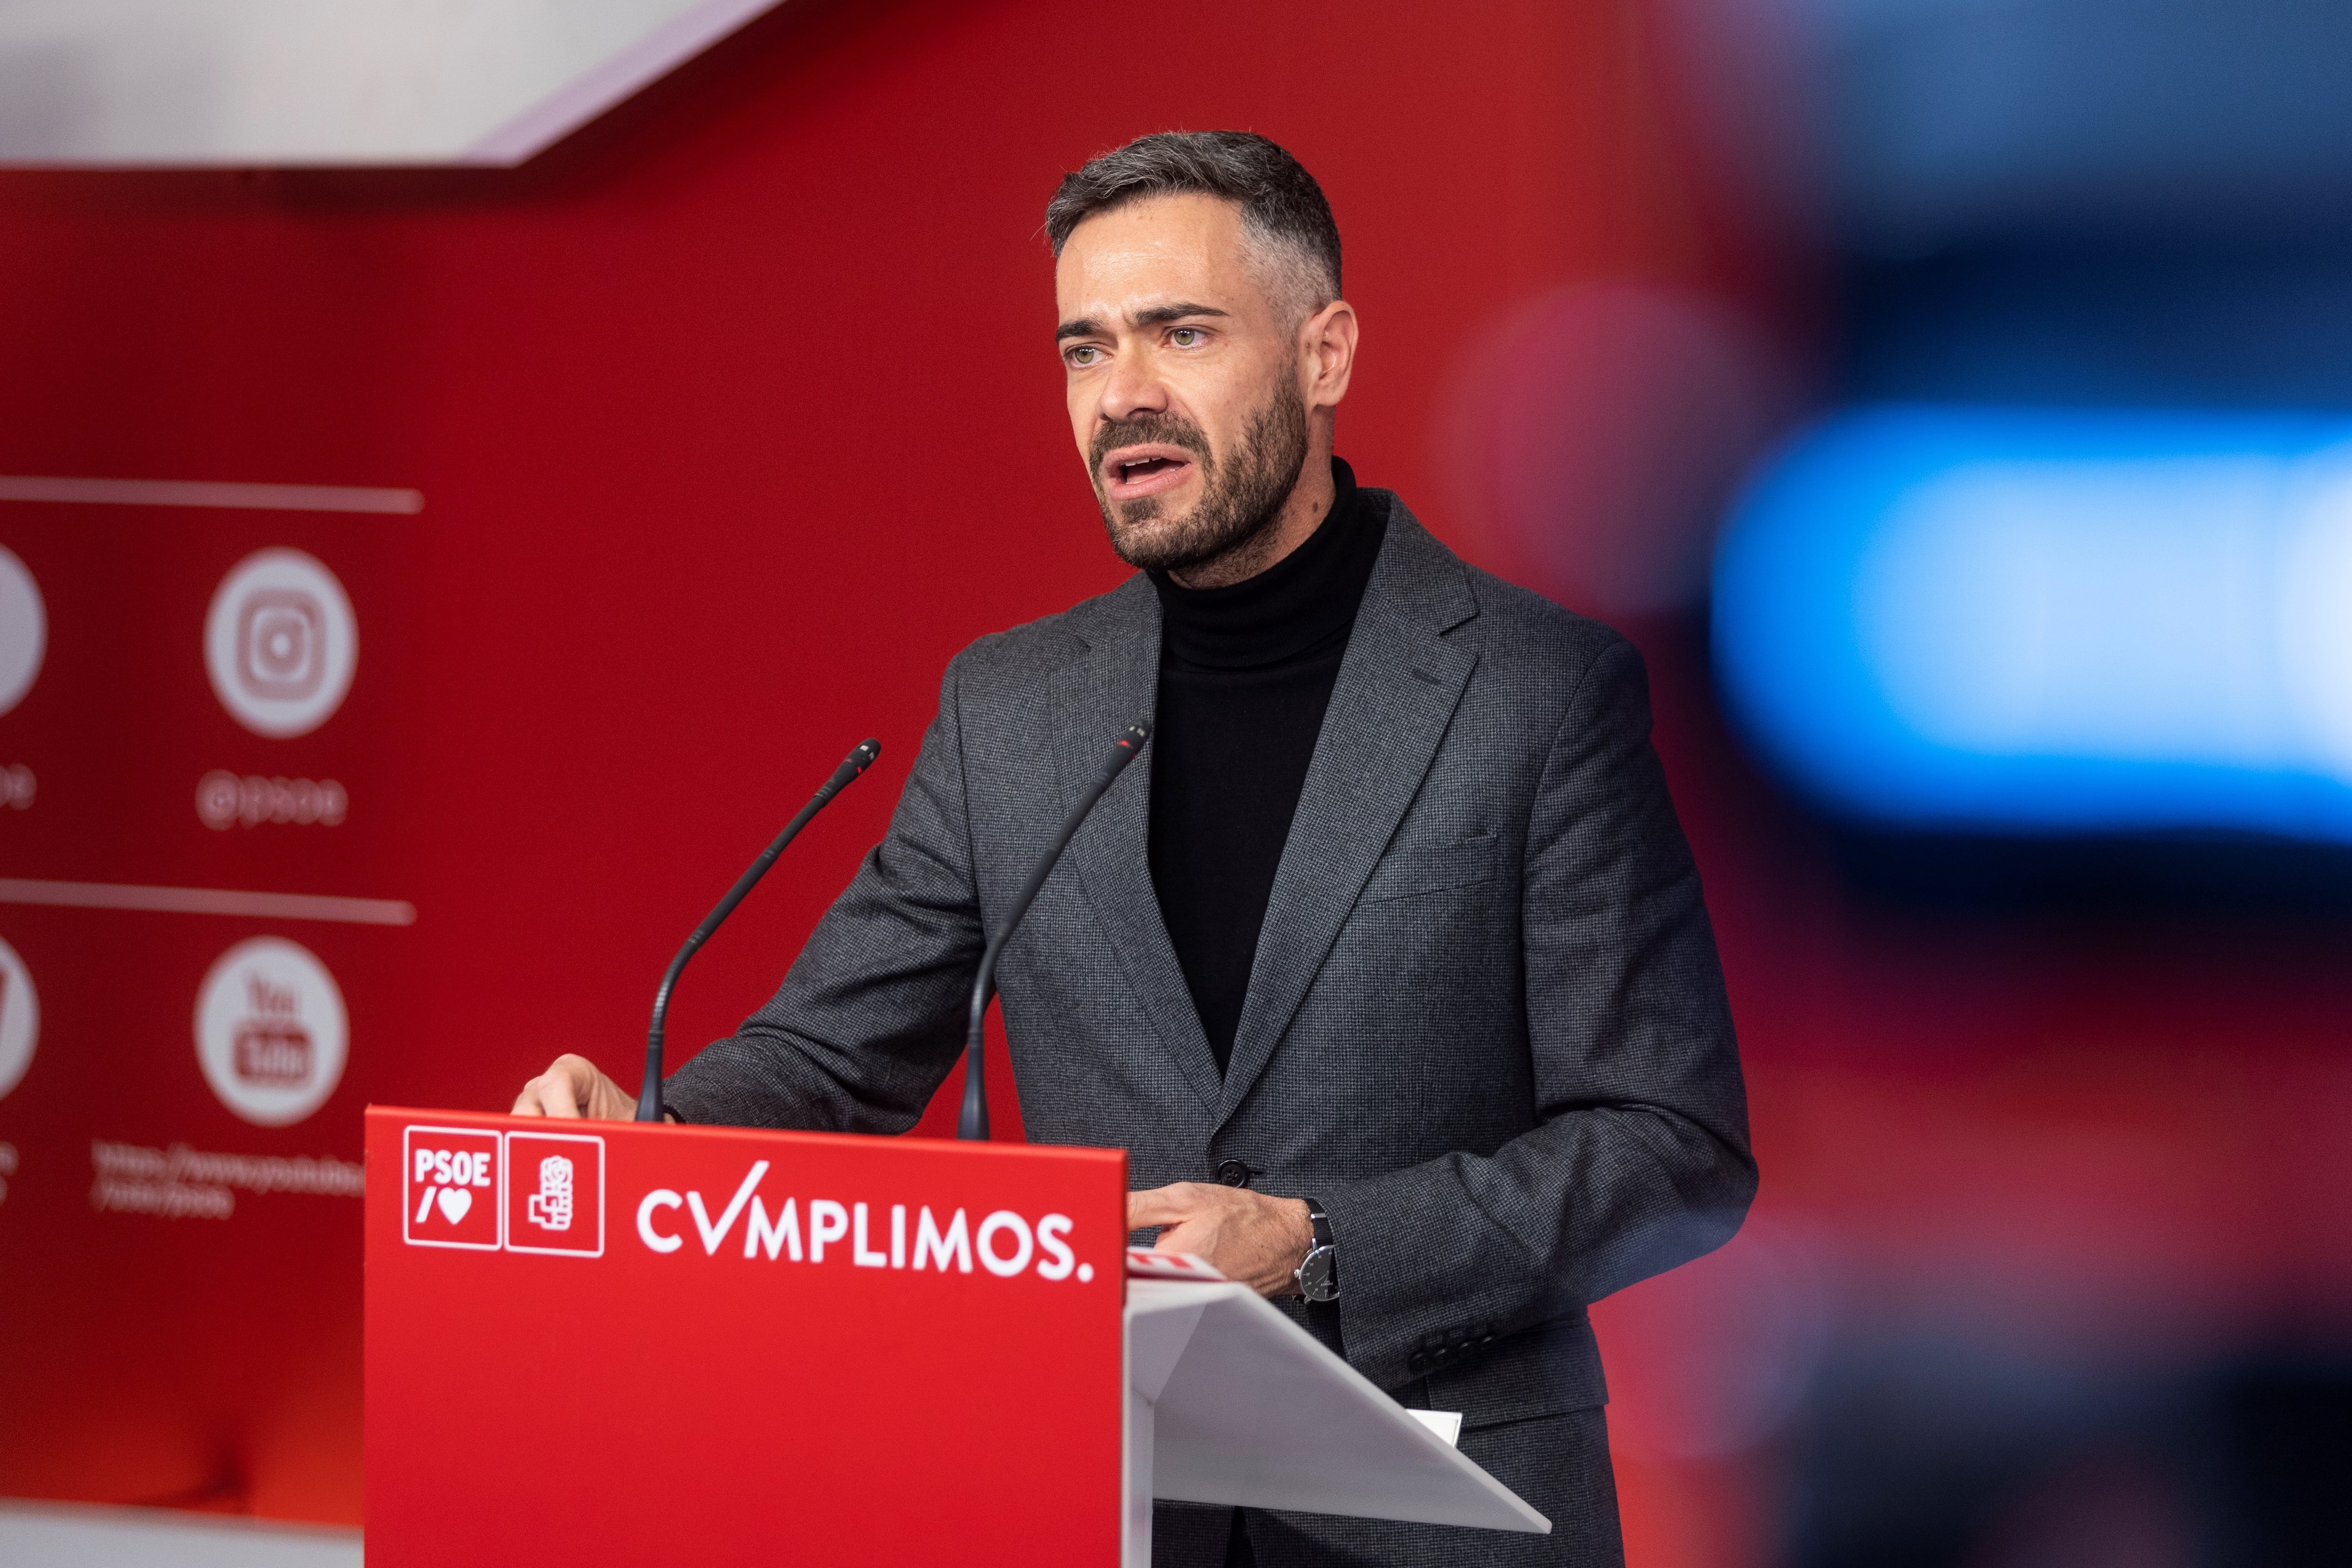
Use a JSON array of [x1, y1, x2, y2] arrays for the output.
[[1147, 459, 1388, 1073]]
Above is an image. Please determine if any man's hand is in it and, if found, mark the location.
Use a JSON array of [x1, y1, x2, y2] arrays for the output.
[[512, 1054, 636, 1121], [1128, 1183, 1313, 1297]]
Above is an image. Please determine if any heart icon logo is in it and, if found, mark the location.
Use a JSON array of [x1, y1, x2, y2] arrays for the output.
[[437, 1187, 473, 1225]]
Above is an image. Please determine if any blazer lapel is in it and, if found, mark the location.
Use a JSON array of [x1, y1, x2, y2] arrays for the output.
[[1215, 510, 1480, 1127], [1049, 577, 1226, 1111]]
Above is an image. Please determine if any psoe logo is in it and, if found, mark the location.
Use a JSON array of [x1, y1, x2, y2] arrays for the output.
[[398, 1129, 606, 1256], [404, 1126, 503, 1250], [194, 936, 347, 1126], [204, 549, 357, 738]]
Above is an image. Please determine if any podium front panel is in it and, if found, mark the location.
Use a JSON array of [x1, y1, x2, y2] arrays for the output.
[[366, 1107, 1127, 1566]]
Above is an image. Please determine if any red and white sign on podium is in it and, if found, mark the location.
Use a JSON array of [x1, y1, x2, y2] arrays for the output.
[[365, 1107, 1548, 1566]]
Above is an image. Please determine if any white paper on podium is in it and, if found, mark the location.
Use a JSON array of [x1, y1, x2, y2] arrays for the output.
[[1125, 1277, 1550, 1550], [1405, 1409, 1464, 1447]]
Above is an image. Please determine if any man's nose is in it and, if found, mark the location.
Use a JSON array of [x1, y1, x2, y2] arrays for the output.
[[1098, 349, 1168, 422]]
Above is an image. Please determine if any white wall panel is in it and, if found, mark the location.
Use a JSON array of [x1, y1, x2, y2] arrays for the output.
[[0, 1499, 362, 1567], [0, 0, 787, 166]]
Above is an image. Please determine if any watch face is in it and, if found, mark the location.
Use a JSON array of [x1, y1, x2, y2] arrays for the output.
[[1298, 1246, 1338, 1302]]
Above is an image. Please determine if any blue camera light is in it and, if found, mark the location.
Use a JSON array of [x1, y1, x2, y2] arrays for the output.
[[1711, 406, 2352, 842]]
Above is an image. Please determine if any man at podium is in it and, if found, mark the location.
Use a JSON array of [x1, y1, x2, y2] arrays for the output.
[[517, 131, 1755, 1568]]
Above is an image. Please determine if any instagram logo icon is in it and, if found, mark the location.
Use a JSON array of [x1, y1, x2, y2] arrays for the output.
[[205, 550, 356, 738], [238, 589, 326, 700], [527, 1156, 574, 1232]]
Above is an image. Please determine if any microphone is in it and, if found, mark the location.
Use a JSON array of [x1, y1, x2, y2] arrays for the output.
[[636, 738, 883, 1122], [959, 722, 1150, 1140]]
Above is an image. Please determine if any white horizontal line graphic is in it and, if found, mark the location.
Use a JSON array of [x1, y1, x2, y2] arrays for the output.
[[0, 476, 423, 514], [0, 878, 416, 926]]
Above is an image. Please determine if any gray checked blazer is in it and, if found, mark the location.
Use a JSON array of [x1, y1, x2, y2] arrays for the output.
[[667, 492, 1754, 1502]]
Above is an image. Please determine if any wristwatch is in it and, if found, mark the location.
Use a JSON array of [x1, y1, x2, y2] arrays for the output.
[[1293, 1198, 1339, 1303]]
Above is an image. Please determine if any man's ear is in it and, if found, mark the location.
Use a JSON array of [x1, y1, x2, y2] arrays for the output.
[[1301, 299, 1358, 412]]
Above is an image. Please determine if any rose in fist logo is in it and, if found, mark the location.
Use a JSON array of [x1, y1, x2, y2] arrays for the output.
[[527, 1156, 574, 1231], [506, 1134, 604, 1257]]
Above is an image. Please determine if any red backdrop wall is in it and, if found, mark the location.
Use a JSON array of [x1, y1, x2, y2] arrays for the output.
[[17, 4, 2345, 1563], [0, 0, 1772, 1535]]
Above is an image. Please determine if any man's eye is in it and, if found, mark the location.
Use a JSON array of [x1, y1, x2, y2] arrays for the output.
[[1065, 346, 1101, 367], [1170, 328, 1203, 347]]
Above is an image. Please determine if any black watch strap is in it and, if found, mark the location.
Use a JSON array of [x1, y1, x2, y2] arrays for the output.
[[1296, 1197, 1339, 1303]]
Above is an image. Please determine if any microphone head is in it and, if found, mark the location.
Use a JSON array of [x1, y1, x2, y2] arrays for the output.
[[1100, 722, 1150, 780], [848, 738, 882, 773]]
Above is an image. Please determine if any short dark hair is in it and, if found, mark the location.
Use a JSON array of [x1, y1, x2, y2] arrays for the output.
[[1044, 131, 1342, 319]]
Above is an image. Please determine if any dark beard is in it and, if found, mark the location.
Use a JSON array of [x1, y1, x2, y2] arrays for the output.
[[1091, 377, 1310, 574]]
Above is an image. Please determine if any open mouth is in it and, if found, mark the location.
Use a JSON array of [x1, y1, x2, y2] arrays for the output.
[[1102, 445, 1198, 501]]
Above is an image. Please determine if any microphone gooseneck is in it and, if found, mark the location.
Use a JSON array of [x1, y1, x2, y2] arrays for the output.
[[637, 738, 882, 1123], [959, 722, 1150, 1140]]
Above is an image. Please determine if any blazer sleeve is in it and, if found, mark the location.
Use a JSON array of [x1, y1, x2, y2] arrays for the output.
[[1320, 635, 1757, 1390], [661, 657, 984, 1132]]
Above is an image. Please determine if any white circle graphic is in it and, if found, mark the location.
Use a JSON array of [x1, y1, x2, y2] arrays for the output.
[[204, 549, 357, 738], [194, 936, 348, 1126], [0, 937, 39, 1101], [0, 547, 47, 718]]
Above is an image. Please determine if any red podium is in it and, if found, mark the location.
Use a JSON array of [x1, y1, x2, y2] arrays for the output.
[[365, 1107, 1548, 1565]]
